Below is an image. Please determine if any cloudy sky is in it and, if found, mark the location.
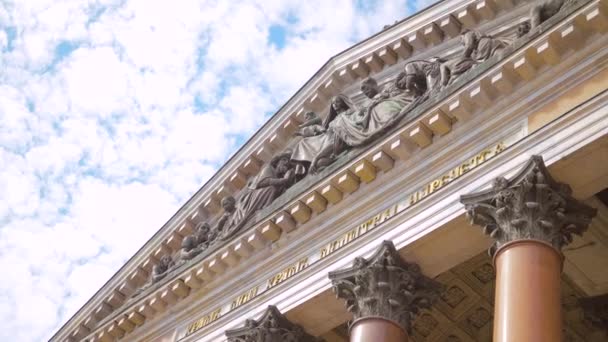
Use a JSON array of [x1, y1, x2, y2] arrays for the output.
[[0, 0, 437, 340]]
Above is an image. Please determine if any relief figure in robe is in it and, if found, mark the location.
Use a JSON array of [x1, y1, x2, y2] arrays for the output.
[[216, 152, 296, 240], [152, 255, 175, 283], [291, 94, 361, 173], [132, 254, 176, 297], [402, 57, 451, 98], [447, 30, 512, 82], [294, 111, 325, 138], [530, 0, 577, 29], [292, 76, 418, 173], [359, 75, 417, 133]]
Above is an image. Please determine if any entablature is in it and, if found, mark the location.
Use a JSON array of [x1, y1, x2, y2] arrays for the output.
[[53, 0, 608, 340]]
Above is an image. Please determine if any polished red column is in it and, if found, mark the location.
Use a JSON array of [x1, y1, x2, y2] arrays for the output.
[[350, 317, 408, 342], [460, 156, 597, 342], [493, 240, 562, 342]]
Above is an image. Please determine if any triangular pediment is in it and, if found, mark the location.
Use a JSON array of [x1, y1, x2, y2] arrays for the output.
[[52, 0, 607, 340]]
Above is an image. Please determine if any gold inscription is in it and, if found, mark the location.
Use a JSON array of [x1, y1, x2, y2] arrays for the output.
[[230, 286, 259, 310], [186, 307, 222, 335], [320, 204, 398, 259], [409, 142, 505, 205], [266, 257, 309, 289]]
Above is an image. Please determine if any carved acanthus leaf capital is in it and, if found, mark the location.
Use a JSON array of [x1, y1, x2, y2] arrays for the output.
[[460, 155, 597, 256], [225, 306, 323, 342], [328, 241, 441, 333]]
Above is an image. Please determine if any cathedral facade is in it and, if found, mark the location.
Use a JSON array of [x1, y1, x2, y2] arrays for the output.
[[53, 0, 608, 341]]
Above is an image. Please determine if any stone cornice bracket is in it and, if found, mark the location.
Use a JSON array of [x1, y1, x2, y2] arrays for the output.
[[460, 155, 597, 256], [225, 305, 323, 342], [328, 241, 441, 334]]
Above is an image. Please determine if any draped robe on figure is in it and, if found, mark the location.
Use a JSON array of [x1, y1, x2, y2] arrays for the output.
[[291, 90, 415, 164], [219, 163, 287, 239], [450, 33, 513, 79]]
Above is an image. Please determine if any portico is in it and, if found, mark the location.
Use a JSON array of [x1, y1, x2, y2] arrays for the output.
[[52, 0, 608, 341]]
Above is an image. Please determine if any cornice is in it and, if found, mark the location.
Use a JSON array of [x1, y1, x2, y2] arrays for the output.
[[178, 83, 608, 342], [53, 0, 608, 340]]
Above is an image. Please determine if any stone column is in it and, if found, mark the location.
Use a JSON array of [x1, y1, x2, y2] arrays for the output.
[[460, 155, 597, 342], [328, 241, 440, 342]]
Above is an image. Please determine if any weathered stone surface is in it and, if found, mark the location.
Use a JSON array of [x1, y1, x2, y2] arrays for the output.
[[225, 305, 323, 342], [460, 155, 597, 255], [328, 241, 440, 333]]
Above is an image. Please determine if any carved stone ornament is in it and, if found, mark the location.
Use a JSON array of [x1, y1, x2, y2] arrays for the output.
[[225, 305, 323, 342], [460, 155, 597, 256], [328, 241, 441, 333]]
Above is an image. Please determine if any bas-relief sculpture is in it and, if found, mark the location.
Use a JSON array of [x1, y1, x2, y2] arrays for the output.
[[216, 152, 297, 241], [132, 255, 175, 296], [177, 222, 213, 264], [132, 2, 575, 296], [530, 0, 579, 29], [291, 27, 514, 174]]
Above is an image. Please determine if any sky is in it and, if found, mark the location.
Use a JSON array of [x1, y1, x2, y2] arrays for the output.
[[0, 0, 437, 340]]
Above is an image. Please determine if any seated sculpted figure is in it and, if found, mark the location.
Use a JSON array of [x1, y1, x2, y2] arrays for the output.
[[293, 77, 419, 174], [359, 74, 418, 133], [216, 152, 295, 240], [402, 57, 449, 96], [215, 196, 236, 237], [308, 95, 360, 173], [361, 77, 403, 102], [152, 255, 175, 283], [131, 254, 175, 297], [177, 222, 211, 263], [295, 111, 324, 137]]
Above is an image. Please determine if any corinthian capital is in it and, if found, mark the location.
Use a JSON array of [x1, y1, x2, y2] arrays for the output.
[[225, 305, 322, 342], [460, 155, 597, 255], [328, 241, 440, 333]]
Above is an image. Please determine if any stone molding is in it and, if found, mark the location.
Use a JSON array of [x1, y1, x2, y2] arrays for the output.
[[225, 305, 323, 342], [53, 0, 608, 339], [460, 155, 597, 255], [328, 241, 441, 333]]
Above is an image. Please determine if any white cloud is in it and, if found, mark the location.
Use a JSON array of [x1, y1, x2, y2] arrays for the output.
[[0, 0, 434, 340]]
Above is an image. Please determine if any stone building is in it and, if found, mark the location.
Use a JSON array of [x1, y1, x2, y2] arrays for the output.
[[52, 0, 608, 341]]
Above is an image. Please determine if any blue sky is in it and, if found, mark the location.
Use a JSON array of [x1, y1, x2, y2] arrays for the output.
[[0, 0, 436, 340]]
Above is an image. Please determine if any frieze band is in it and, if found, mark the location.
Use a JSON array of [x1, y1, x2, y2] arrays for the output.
[[180, 137, 512, 338]]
